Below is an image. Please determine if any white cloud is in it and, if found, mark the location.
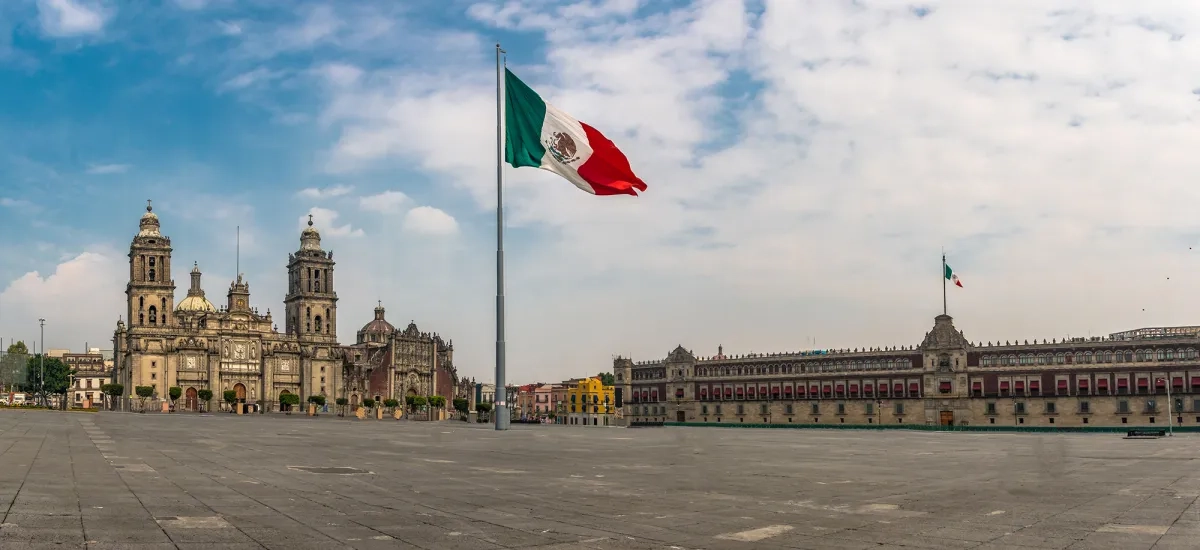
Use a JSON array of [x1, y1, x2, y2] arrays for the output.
[[0, 198, 32, 209], [217, 20, 243, 36], [358, 190, 409, 213], [403, 206, 458, 236], [85, 163, 129, 175], [36, 0, 109, 37], [318, 63, 362, 87], [218, 67, 284, 93], [0, 248, 125, 351], [301, 207, 363, 237], [297, 185, 353, 199]]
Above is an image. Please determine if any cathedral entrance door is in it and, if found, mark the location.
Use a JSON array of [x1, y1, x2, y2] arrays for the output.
[[939, 410, 954, 426], [234, 383, 246, 402], [350, 394, 360, 411], [185, 387, 198, 412]]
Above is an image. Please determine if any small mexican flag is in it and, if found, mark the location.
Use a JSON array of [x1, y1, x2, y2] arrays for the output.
[[944, 264, 963, 287], [504, 68, 648, 196]]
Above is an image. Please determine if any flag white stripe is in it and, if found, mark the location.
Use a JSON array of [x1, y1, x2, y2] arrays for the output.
[[536, 103, 596, 194]]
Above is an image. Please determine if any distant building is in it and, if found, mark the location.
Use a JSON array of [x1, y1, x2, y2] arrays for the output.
[[616, 314, 1200, 428], [566, 377, 615, 426], [63, 352, 108, 408]]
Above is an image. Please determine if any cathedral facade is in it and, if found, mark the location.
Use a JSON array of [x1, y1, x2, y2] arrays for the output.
[[111, 201, 467, 413]]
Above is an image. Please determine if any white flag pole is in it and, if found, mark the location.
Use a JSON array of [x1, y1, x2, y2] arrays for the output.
[[494, 43, 509, 431]]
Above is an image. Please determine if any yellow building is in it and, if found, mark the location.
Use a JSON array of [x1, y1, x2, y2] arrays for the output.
[[566, 377, 615, 426]]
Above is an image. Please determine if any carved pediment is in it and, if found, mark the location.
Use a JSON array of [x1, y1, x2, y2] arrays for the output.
[[919, 314, 971, 351], [667, 345, 695, 363]]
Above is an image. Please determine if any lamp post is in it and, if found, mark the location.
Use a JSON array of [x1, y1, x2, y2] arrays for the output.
[[38, 319, 45, 407], [1158, 377, 1173, 436]]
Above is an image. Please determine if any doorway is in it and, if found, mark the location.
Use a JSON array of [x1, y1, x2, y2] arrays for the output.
[[185, 387, 198, 411], [939, 410, 954, 426], [676, 411, 686, 423]]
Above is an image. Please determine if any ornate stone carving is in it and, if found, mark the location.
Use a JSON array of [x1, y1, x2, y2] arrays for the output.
[[919, 315, 971, 351]]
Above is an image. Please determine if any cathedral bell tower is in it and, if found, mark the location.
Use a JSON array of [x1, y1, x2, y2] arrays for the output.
[[126, 200, 176, 328], [284, 215, 338, 341]]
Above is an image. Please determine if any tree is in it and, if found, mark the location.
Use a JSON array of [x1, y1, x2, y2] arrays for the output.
[[134, 386, 154, 412], [25, 355, 73, 408], [405, 394, 417, 411], [6, 341, 28, 355], [335, 397, 348, 417], [412, 396, 427, 410], [476, 402, 492, 422], [223, 390, 237, 412], [101, 383, 124, 411], [453, 397, 469, 415], [428, 395, 446, 409], [168, 387, 182, 412], [198, 389, 213, 412], [597, 372, 615, 386], [279, 393, 301, 413], [383, 398, 399, 413], [308, 395, 326, 407], [363, 398, 376, 411]]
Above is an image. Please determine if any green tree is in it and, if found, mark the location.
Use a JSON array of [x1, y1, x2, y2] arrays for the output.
[[476, 402, 492, 422], [24, 355, 73, 407], [279, 393, 301, 413], [198, 389, 213, 412], [428, 395, 446, 409], [405, 394, 417, 411], [383, 398, 399, 413], [223, 390, 237, 412], [597, 372, 615, 386], [101, 383, 124, 411], [453, 397, 469, 414], [168, 387, 182, 411], [134, 385, 154, 412], [335, 397, 348, 417], [412, 396, 427, 410], [363, 398, 376, 410], [6, 341, 28, 354], [307, 395, 326, 407]]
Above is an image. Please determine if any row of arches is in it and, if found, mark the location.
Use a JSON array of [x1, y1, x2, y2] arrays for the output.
[[981, 348, 1200, 367], [136, 296, 169, 326]]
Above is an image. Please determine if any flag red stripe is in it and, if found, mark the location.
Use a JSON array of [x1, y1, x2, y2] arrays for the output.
[[577, 122, 648, 196], [955, 279, 963, 288]]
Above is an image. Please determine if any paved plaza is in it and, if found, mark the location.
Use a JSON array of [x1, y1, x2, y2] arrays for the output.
[[1, 412, 1199, 549]]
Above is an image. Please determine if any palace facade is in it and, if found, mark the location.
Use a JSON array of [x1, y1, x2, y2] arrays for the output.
[[617, 314, 1200, 428], [111, 202, 468, 412]]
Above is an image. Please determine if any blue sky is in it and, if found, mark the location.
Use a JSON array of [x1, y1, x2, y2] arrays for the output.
[[4, 0, 1200, 383]]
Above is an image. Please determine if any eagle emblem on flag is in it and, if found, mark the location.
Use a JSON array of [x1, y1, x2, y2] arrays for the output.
[[545, 131, 580, 165]]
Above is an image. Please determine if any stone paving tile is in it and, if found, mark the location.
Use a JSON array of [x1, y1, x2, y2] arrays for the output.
[[7, 410, 1200, 549]]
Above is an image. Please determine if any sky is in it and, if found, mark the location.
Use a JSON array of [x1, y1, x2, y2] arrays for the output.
[[3, 0, 1200, 383]]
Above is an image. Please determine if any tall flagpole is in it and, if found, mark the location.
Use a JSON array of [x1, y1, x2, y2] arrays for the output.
[[494, 43, 509, 431], [942, 251, 947, 316]]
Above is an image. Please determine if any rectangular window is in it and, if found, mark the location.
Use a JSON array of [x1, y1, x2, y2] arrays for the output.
[[1146, 400, 1157, 413], [760, 404, 768, 415], [811, 403, 819, 415], [737, 404, 744, 415], [894, 403, 904, 415], [1045, 402, 1056, 414], [1014, 402, 1026, 414], [701, 405, 708, 415], [865, 402, 874, 415], [1079, 401, 1090, 414], [785, 404, 793, 415], [715, 405, 722, 415], [837, 403, 846, 415], [1118, 400, 1130, 413], [986, 402, 996, 415], [1194, 399, 1200, 412]]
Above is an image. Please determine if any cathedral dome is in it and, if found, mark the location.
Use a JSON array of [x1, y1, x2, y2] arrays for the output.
[[176, 262, 216, 313], [300, 214, 322, 251], [138, 200, 162, 237], [357, 302, 394, 343]]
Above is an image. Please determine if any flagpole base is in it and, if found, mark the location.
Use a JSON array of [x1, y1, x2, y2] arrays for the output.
[[494, 405, 510, 430]]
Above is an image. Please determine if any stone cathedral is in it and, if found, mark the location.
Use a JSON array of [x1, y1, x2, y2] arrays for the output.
[[111, 201, 467, 412]]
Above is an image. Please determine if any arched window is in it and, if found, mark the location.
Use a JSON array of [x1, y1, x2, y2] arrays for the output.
[[161, 298, 167, 325], [139, 296, 144, 310], [139, 313, 144, 325], [148, 305, 158, 325], [314, 315, 322, 334], [325, 308, 331, 333]]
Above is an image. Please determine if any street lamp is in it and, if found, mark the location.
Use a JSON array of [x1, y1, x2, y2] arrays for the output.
[[1157, 377, 1174, 437], [38, 319, 45, 407]]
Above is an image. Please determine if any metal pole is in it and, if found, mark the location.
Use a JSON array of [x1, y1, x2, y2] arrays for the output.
[[494, 43, 509, 431], [39, 319, 45, 407], [942, 253, 947, 316]]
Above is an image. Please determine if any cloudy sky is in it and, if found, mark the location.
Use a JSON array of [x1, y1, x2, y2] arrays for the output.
[[2, 0, 1200, 382]]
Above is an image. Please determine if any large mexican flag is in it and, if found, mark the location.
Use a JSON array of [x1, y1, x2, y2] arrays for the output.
[[504, 68, 648, 196]]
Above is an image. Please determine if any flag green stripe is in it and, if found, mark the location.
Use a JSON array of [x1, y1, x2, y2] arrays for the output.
[[944, 264, 953, 280], [504, 68, 547, 169]]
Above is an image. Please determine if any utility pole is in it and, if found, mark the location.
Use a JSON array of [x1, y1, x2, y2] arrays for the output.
[[39, 318, 45, 407]]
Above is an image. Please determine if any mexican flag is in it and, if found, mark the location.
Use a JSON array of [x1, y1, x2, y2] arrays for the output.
[[504, 68, 648, 196], [944, 264, 963, 287]]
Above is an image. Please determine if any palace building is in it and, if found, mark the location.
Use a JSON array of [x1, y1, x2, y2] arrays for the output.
[[616, 314, 1200, 428], [111, 201, 468, 412]]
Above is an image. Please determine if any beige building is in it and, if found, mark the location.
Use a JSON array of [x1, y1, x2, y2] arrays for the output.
[[112, 202, 343, 412], [618, 314, 1200, 429], [63, 351, 108, 408]]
